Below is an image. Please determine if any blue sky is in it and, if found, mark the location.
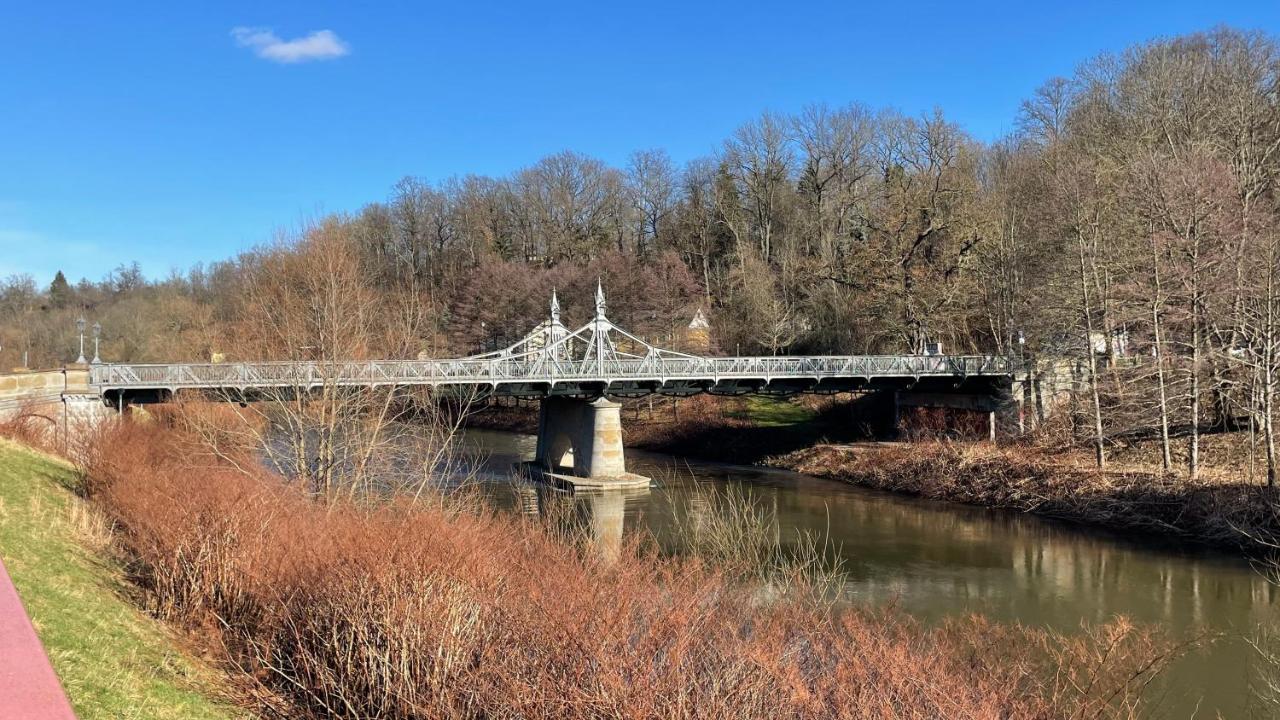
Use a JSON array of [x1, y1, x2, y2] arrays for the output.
[[3, 1, 1279, 285]]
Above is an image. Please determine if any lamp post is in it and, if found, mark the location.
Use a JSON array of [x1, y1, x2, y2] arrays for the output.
[[75, 317, 87, 364], [91, 322, 102, 364]]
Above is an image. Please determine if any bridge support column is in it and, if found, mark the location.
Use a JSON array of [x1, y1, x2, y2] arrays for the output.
[[529, 397, 649, 489], [850, 390, 901, 439]]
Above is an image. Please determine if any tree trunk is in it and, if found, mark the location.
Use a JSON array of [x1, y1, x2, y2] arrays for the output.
[[1266, 251, 1278, 487], [1265, 360, 1277, 487], [1150, 230, 1172, 471], [1077, 232, 1106, 469], [1189, 317, 1201, 480], [1189, 254, 1201, 480]]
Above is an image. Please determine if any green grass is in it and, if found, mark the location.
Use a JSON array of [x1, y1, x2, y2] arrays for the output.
[[0, 439, 244, 720], [727, 396, 817, 427]]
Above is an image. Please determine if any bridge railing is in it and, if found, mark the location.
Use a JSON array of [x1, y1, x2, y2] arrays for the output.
[[90, 354, 1015, 390]]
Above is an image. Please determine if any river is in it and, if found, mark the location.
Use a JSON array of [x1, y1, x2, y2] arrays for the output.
[[456, 428, 1277, 718]]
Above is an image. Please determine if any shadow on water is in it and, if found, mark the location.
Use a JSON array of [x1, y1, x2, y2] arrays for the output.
[[457, 428, 1278, 718]]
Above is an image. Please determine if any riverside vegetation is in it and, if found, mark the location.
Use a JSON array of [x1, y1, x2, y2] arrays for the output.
[[0, 434, 240, 719], [0, 409, 1176, 720]]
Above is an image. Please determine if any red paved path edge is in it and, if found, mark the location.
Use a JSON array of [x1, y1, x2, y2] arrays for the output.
[[0, 559, 77, 719]]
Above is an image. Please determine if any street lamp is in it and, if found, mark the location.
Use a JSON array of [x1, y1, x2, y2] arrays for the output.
[[91, 322, 102, 364], [75, 317, 87, 364]]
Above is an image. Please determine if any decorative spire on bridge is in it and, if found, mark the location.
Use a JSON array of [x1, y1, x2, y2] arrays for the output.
[[464, 285, 702, 371], [588, 280, 615, 368]]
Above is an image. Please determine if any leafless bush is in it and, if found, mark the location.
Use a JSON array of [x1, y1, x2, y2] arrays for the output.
[[0, 400, 62, 454], [671, 482, 847, 597], [78, 421, 1175, 720]]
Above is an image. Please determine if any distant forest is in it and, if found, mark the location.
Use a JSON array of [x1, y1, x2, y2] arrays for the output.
[[6, 27, 1280, 477]]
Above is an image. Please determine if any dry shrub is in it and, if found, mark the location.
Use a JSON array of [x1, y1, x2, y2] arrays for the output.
[[900, 405, 989, 440], [0, 400, 63, 454], [80, 421, 1173, 720], [940, 615, 1180, 719], [158, 399, 268, 470]]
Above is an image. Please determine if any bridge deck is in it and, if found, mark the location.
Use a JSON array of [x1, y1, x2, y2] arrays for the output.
[[91, 355, 1015, 400]]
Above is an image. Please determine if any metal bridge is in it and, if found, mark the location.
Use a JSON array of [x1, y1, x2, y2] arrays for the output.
[[90, 284, 1015, 403]]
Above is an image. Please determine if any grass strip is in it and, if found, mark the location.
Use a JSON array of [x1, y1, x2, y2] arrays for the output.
[[0, 439, 242, 720]]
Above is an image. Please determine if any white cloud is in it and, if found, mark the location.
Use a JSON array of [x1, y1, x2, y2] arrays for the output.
[[231, 26, 350, 63]]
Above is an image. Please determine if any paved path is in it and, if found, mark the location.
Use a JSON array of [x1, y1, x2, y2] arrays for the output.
[[0, 559, 77, 719]]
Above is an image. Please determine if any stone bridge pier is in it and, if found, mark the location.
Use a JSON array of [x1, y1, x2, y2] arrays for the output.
[[528, 397, 650, 489]]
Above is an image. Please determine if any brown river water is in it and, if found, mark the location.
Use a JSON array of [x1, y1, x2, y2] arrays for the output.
[[456, 429, 1277, 718]]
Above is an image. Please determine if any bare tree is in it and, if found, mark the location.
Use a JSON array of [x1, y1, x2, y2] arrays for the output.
[[722, 113, 795, 264], [867, 109, 984, 354], [793, 103, 874, 262], [197, 219, 474, 502], [627, 149, 677, 256]]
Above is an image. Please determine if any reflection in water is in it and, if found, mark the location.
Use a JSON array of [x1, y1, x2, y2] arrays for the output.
[[460, 428, 1277, 718], [512, 482, 646, 562], [583, 490, 626, 561]]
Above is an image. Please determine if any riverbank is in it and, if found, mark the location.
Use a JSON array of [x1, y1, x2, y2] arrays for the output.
[[467, 396, 1280, 553], [770, 442, 1280, 553], [59, 415, 1174, 719], [0, 439, 240, 719]]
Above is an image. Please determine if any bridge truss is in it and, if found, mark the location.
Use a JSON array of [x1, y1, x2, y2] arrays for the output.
[[90, 284, 1016, 401]]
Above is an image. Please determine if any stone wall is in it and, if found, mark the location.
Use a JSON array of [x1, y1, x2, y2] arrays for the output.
[[0, 368, 112, 449], [0, 369, 70, 413]]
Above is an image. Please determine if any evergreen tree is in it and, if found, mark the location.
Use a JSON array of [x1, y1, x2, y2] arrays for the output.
[[48, 270, 71, 309]]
